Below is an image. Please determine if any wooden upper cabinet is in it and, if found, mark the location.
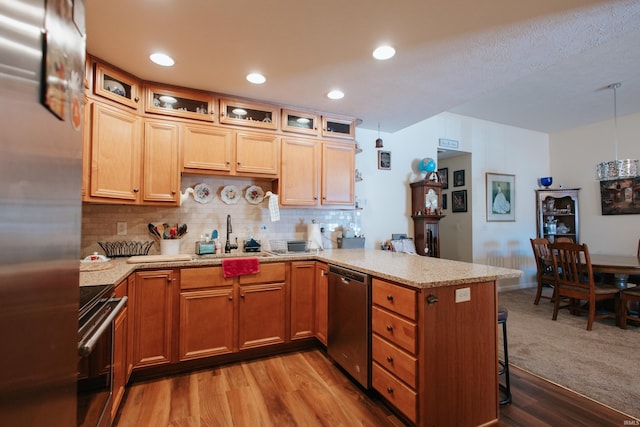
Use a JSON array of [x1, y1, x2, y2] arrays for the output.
[[87, 102, 142, 203], [145, 83, 215, 122], [280, 137, 319, 206], [235, 131, 279, 176], [322, 115, 355, 139], [182, 124, 233, 173], [93, 62, 141, 110], [321, 142, 355, 206], [281, 109, 320, 136], [143, 119, 180, 205], [219, 98, 278, 130]]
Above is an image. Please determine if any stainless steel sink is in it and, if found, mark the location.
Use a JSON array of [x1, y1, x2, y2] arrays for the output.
[[191, 252, 274, 260]]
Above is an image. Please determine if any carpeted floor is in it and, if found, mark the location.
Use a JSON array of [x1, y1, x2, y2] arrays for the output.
[[498, 287, 640, 419]]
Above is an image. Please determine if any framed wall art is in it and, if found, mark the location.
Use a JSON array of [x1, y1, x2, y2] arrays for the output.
[[453, 170, 465, 187], [486, 173, 515, 221], [378, 150, 391, 170], [452, 190, 467, 212], [439, 168, 448, 189], [599, 177, 640, 215]]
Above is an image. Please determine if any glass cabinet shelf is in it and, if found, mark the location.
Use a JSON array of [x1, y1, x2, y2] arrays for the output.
[[219, 99, 278, 130], [145, 84, 215, 122], [94, 62, 140, 110]]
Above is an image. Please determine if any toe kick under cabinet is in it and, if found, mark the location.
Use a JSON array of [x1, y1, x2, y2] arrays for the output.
[[371, 278, 499, 427]]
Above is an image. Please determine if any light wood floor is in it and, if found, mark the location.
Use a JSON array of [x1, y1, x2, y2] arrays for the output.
[[114, 349, 635, 427]]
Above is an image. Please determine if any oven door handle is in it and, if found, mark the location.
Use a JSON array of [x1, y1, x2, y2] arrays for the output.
[[78, 296, 127, 357]]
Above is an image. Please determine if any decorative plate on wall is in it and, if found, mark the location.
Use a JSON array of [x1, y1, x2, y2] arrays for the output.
[[193, 183, 214, 204], [245, 185, 265, 204], [220, 185, 240, 204]]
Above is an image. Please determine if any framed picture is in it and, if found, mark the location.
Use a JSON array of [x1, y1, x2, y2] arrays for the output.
[[486, 173, 515, 221], [452, 190, 467, 212], [442, 193, 448, 210], [600, 177, 640, 215], [378, 150, 391, 170], [453, 170, 465, 187], [439, 168, 448, 189]]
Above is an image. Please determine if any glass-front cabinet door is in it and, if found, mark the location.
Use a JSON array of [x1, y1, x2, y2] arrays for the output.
[[536, 188, 580, 243], [322, 115, 355, 139], [94, 62, 141, 110], [219, 99, 278, 130], [145, 84, 215, 122], [281, 109, 319, 136]]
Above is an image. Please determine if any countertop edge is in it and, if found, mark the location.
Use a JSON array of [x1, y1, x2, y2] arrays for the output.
[[80, 250, 523, 290]]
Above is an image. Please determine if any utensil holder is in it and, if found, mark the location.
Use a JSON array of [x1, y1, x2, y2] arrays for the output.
[[160, 239, 180, 255]]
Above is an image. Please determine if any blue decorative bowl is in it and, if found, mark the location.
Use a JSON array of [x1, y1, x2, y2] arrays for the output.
[[540, 177, 553, 188]]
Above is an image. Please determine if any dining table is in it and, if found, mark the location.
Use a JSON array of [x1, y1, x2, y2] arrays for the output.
[[590, 254, 640, 288]]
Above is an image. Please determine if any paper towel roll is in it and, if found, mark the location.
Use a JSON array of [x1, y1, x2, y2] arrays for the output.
[[307, 223, 323, 250]]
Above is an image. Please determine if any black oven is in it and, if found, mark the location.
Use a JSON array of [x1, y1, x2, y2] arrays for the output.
[[78, 285, 127, 427]]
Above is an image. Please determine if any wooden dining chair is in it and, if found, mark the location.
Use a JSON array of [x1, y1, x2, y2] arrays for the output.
[[550, 241, 620, 331], [530, 238, 555, 304]]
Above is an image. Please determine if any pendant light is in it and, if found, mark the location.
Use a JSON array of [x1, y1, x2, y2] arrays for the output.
[[595, 83, 639, 180], [375, 123, 383, 148]]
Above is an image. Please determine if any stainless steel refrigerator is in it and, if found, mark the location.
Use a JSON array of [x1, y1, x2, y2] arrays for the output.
[[1, 0, 85, 425]]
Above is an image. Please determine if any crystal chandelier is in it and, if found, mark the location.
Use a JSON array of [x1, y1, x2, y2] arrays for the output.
[[595, 83, 639, 180]]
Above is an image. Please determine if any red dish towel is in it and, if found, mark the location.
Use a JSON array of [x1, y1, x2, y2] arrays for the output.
[[222, 257, 260, 278]]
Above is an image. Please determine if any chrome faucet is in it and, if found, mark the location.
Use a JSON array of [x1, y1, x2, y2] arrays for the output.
[[225, 214, 238, 253]]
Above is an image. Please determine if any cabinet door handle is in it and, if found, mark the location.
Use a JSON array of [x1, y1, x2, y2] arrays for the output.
[[133, 188, 139, 193], [240, 294, 245, 298], [386, 387, 394, 394], [134, 96, 139, 102], [386, 356, 394, 363], [386, 295, 394, 301], [386, 325, 393, 332], [228, 296, 233, 301], [427, 293, 439, 305], [171, 191, 176, 195]]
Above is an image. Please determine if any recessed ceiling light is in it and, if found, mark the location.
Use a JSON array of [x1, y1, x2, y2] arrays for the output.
[[327, 90, 344, 100], [373, 45, 396, 60], [149, 53, 175, 67], [246, 72, 266, 84]]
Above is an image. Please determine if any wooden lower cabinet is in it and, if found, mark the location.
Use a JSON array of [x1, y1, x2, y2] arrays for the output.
[[238, 283, 286, 349], [112, 277, 131, 420], [132, 269, 176, 369], [179, 288, 234, 360], [314, 262, 328, 345], [371, 278, 498, 427], [290, 261, 316, 340]]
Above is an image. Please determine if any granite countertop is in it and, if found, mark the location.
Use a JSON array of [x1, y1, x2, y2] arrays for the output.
[[80, 249, 522, 290]]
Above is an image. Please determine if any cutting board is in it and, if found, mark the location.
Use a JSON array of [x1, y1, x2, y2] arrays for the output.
[[127, 254, 193, 264]]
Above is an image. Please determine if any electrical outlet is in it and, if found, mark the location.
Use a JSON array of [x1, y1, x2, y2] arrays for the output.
[[455, 287, 471, 303], [117, 222, 127, 235]]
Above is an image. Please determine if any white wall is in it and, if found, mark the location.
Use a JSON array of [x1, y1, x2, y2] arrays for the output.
[[355, 112, 550, 289], [550, 112, 640, 255], [439, 153, 473, 262]]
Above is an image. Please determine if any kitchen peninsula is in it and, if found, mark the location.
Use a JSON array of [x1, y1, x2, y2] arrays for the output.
[[82, 249, 521, 427]]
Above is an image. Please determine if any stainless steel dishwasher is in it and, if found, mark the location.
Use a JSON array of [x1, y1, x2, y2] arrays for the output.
[[327, 264, 371, 389]]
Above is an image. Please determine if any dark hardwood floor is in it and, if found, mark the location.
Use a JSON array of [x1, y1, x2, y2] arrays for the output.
[[114, 349, 636, 427]]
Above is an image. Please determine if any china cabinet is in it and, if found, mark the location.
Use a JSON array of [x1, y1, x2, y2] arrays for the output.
[[145, 83, 215, 122], [219, 98, 278, 130], [410, 178, 445, 257], [535, 188, 580, 243], [93, 60, 141, 110]]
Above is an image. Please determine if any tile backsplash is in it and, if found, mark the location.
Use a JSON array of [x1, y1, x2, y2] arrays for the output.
[[81, 176, 361, 257]]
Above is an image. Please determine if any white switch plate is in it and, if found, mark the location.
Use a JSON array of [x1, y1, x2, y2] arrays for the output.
[[455, 287, 471, 303], [117, 222, 127, 235]]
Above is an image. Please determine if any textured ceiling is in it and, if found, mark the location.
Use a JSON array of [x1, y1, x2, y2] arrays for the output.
[[86, 0, 640, 133]]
